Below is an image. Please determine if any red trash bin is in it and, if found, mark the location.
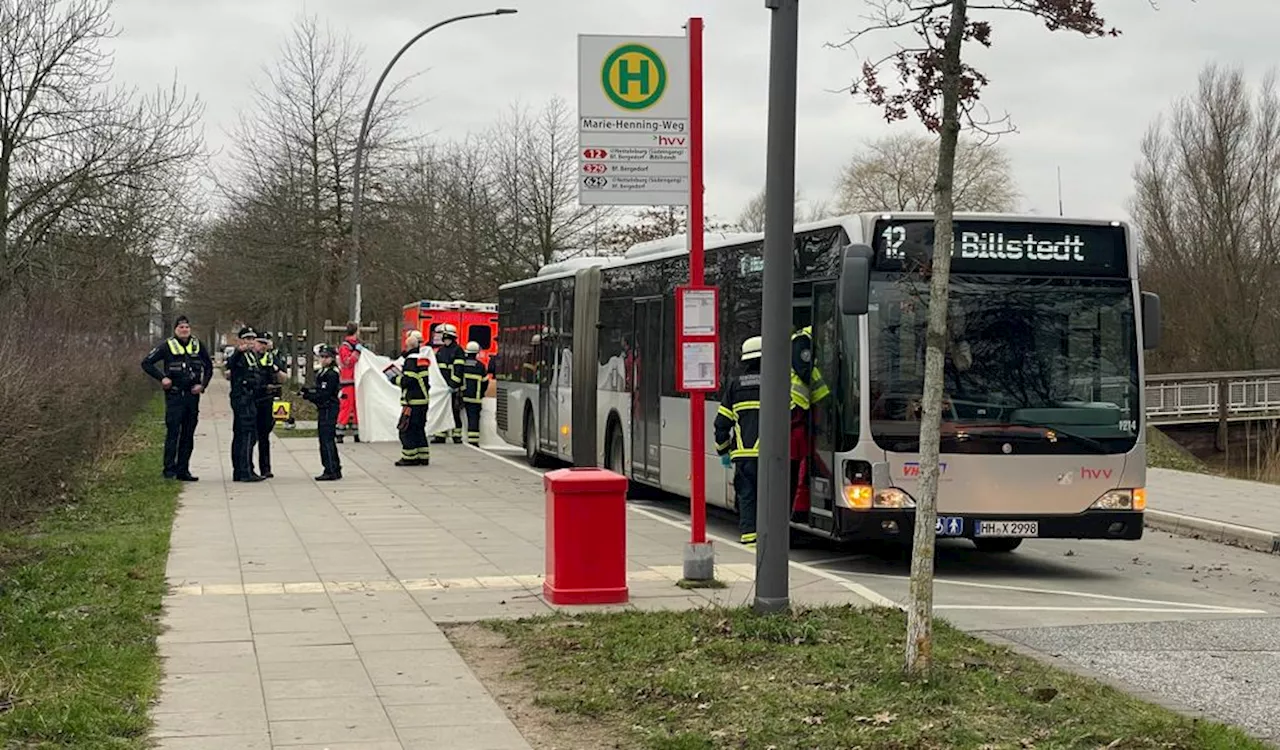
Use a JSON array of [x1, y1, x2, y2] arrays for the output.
[[543, 467, 629, 605]]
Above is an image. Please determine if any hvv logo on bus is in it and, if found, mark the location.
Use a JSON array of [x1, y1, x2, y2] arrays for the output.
[[902, 462, 946, 477]]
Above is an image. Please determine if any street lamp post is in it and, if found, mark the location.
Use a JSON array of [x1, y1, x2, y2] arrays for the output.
[[756, 0, 799, 614], [347, 9, 519, 327]]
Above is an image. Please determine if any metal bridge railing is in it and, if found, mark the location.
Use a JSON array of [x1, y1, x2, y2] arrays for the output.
[[1145, 370, 1280, 424]]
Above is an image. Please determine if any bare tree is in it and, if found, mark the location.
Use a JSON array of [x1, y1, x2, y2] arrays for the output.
[[0, 0, 206, 525], [1132, 63, 1280, 373], [488, 98, 614, 272], [735, 187, 824, 232], [835, 132, 1017, 213], [191, 13, 413, 354], [0, 0, 205, 298], [589, 206, 738, 253], [839, 0, 1125, 677]]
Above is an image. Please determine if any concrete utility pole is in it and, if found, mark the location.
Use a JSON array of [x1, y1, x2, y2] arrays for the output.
[[755, 0, 798, 614], [347, 9, 519, 326]]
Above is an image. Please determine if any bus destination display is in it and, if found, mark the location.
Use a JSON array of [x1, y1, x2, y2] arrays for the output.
[[872, 218, 1128, 277]]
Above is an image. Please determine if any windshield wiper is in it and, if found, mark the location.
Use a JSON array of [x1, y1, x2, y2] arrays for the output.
[[940, 421, 1110, 454], [1007, 420, 1110, 454]]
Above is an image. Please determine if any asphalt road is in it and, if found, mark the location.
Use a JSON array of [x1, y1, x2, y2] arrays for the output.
[[482, 443, 1280, 745]]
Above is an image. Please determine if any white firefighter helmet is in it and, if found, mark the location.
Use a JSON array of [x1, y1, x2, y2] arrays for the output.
[[741, 336, 762, 361], [466, 341, 481, 354], [440, 324, 457, 339], [405, 329, 423, 347]]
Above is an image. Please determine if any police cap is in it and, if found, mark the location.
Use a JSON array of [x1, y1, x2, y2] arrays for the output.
[[238, 326, 257, 339]]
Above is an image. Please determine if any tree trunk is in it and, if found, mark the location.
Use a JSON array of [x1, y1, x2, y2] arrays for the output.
[[302, 293, 316, 383], [905, 0, 968, 678], [288, 309, 299, 385]]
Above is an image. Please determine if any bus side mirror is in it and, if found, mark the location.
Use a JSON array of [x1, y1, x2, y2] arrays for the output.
[[1141, 291, 1161, 350], [839, 243, 874, 316]]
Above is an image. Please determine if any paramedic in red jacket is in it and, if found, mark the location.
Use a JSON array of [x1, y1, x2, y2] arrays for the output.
[[337, 322, 361, 441]]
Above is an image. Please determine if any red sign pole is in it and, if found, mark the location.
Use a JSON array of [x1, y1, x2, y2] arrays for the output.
[[687, 17, 706, 545]]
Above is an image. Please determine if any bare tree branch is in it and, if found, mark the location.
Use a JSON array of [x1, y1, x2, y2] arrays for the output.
[[835, 131, 1018, 212]]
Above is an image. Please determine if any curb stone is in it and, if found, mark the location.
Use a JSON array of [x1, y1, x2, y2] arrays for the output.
[[1145, 509, 1280, 556]]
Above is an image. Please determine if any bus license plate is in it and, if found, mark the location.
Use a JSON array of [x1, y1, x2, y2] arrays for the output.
[[975, 520, 1038, 537]]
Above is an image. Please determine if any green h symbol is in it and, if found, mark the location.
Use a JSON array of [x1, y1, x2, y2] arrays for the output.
[[617, 57, 650, 96]]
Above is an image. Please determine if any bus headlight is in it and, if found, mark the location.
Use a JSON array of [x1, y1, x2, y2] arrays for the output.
[[1090, 488, 1145, 511], [874, 488, 916, 509]]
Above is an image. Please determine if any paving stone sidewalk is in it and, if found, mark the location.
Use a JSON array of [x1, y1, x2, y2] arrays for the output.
[[149, 380, 874, 749], [1148, 467, 1280, 532]]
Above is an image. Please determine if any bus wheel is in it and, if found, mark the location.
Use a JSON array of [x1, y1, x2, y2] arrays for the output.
[[973, 538, 1022, 553], [605, 425, 624, 474], [523, 411, 546, 468]]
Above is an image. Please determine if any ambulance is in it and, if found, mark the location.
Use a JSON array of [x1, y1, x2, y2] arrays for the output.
[[401, 300, 498, 364]]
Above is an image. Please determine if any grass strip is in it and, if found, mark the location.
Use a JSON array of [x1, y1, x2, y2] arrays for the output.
[[0, 396, 179, 748], [487, 606, 1265, 750], [1147, 427, 1213, 474]]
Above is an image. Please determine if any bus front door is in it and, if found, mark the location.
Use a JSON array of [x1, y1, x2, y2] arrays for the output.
[[805, 281, 840, 531], [631, 297, 662, 483], [538, 306, 558, 455]]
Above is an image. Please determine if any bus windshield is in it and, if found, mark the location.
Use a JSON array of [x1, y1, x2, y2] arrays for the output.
[[865, 276, 1140, 455]]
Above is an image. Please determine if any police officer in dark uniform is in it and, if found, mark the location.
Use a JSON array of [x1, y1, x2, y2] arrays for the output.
[[433, 325, 465, 444], [226, 327, 266, 482], [141, 315, 213, 481], [714, 336, 763, 549], [253, 331, 287, 478], [302, 344, 343, 481], [455, 341, 489, 445]]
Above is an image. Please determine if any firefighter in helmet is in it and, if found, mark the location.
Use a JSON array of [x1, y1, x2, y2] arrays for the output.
[[455, 341, 489, 445], [714, 336, 763, 549]]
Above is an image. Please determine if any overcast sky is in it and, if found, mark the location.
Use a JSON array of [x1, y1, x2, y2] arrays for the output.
[[104, 0, 1280, 225]]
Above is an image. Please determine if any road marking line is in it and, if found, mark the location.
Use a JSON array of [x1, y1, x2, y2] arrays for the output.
[[802, 555, 868, 566], [844, 570, 1265, 613], [935, 605, 1267, 613], [469, 445, 903, 610]]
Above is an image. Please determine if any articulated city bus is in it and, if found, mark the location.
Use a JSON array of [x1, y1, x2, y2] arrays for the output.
[[494, 212, 1162, 552]]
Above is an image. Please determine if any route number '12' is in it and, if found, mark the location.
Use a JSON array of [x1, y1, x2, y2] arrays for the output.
[[882, 225, 906, 258], [583, 148, 608, 159]]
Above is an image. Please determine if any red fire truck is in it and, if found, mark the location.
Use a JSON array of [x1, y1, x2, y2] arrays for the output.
[[401, 300, 498, 363]]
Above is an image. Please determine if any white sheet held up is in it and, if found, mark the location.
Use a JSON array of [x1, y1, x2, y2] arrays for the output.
[[352, 346, 457, 443]]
